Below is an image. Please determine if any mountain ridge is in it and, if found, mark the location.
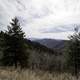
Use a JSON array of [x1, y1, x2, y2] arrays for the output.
[[32, 38, 68, 50]]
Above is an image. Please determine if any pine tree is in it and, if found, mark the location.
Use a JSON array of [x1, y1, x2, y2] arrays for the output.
[[66, 27, 80, 76], [1, 17, 28, 68]]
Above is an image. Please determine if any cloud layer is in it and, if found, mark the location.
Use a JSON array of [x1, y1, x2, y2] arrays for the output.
[[0, 0, 80, 39]]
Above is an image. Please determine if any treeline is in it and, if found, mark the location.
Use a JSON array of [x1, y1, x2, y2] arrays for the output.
[[0, 17, 80, 77]]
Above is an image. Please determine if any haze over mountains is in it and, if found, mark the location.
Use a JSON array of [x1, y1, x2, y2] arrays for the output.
[[32, 39, 67, 50]]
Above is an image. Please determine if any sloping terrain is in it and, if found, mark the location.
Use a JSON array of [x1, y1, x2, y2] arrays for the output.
[[33, 39, 67, 50]]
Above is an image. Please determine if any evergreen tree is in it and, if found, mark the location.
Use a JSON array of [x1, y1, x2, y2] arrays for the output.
[[1, 17, 28, 68], [66, 27, 80, 76]]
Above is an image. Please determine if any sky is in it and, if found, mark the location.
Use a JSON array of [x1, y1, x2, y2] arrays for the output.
[[0, 0, 80, 39]]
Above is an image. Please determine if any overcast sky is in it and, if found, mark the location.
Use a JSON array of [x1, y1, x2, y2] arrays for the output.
[[0, 0, 80, 39]]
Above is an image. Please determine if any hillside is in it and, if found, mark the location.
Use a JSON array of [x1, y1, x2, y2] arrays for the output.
[[25, 39, 56, 54], [33, 39, 67, 50]]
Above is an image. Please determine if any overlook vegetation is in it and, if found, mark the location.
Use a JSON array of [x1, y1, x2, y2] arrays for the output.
[[0, 17, 80, 79]]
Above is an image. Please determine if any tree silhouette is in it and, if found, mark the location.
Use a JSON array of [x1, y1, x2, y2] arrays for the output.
[[66, 27, 80, 77], [1, 17, 28, 68]]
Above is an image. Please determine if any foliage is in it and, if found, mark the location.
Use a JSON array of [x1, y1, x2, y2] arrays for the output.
[[0, 31, 5, 60], [1, 17, 28, 68], [66, 27, 80, 76]]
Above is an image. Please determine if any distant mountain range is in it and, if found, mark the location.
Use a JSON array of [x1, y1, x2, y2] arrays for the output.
[[25, 39, 55, 54], [32, 39, 68, 50]]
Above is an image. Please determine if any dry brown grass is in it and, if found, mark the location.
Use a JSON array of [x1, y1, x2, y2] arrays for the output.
[[0, 67, 79, 80]]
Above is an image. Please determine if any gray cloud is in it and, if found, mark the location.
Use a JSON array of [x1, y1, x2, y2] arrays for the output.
[[40, 24, 79, 33], [0, 0, 80, 39]]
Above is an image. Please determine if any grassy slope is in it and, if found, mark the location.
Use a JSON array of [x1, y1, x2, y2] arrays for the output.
[[0, 68, 78, 80]]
